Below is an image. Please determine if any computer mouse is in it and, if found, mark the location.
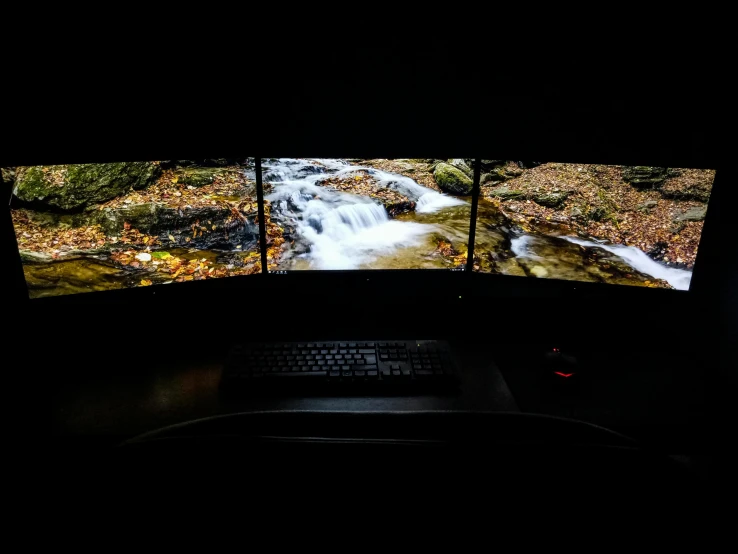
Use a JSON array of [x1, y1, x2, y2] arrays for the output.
[[543, 347, 578, 379]]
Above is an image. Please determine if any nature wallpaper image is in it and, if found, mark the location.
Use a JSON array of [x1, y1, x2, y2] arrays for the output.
[[261, 158, 471, 271], [472, 161, 714, 290], [5, 159, 265, 298], [3, 158, 714, 296]]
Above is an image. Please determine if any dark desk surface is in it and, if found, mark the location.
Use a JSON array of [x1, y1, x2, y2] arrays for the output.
[[53, 340, 722, 452], [54, 344, 518, 444]]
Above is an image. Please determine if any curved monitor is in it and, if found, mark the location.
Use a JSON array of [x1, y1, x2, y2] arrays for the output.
[[472, 161, 715, 291], [5, 157, 717, 300], [6, 159, 261, 298], [261, 158, 471, 272]]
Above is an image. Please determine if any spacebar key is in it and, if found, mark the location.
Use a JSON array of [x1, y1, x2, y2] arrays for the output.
[[264, 372, 326, 379]]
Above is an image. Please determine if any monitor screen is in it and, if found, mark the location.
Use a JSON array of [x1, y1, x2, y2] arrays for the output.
[[6, 159, 262, 298], [262, 158, 471, 271], [473, 161, 715, 290]]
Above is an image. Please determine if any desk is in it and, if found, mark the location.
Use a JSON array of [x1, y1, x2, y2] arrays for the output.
[[53, 343, 518, 444]]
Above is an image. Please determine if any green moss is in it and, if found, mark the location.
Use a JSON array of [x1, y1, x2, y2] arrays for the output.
[[433, 163, 473, 195], [15, 162, 161, 211]]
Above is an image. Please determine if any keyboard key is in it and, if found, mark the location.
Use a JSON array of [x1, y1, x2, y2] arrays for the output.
[[264, 372, 326, 379], [326, 355, 334, 360], [342, 365, 350, 371], [329, 349, 338, 354], [355, 370, 365, 377], [329, 370, 340, 378], [364, 365, 378, 371], [415, 369, 434, 376], [327, 360, 335, 365], [366, 370, 378, 378], [339, 349, 348, 354], [366, 342, 375, 347], [358, 349, 375, 354], [364, 355, 377, 364], [342, 370, 352, 377]]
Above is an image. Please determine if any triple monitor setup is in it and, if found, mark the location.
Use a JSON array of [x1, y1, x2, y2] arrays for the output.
[[7, 157, 715, 295], [5, 157, 718, 392]]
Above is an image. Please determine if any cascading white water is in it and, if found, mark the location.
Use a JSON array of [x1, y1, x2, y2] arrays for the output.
[[561, 236, 693, 290], [510, 235, 544, 260], [264, 159, 465, 270]]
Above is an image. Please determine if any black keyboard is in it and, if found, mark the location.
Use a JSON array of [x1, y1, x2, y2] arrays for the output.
[[222, 340, 459, 393]]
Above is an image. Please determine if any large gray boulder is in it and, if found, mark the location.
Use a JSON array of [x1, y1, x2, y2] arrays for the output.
[[434, 163, 473, 195], [14, 162, 161, 211]]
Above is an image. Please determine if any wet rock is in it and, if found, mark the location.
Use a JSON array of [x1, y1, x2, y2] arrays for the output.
[[434, 163, 473, 195], [622, 166, 668, 189], [637, 200, 658, 211], [647, 241, 669, 262], [569, 206, 584, 219], [176, 167, 226, 187], [91, 202, 259, 250], [487, 186, 524, 200], [533, 191, 569, 208], [481, 169, 507, 184], [14, 162, 161, 211], [385, 200, 416, 217], [673, 206, 707, 223], [448, 159, 473, 178]]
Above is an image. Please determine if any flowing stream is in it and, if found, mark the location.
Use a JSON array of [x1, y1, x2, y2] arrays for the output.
[[263, 159, 468, 270], [21, 159, 694, 296]]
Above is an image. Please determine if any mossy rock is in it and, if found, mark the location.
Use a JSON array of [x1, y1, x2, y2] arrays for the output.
[[177, 167, 225, 187], [448, 159, 473, 178], [487, 186, 524, 200], [434, 163, 473, 195], [533, 191, 569, 208], [14, 162, 161, 211], [622, 166, 668, 189], [673, 206, 707, 223], [481, 170, 507, 184]]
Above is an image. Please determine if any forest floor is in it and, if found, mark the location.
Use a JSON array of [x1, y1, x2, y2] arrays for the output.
[[481, 163, 714, 268], [11, 165, 285, 286]]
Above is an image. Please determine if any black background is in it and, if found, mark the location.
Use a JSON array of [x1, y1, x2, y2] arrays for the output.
[[3, 34, 735, 382]]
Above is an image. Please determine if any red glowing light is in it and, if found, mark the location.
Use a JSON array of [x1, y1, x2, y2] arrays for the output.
[[554, 372, 574, 378]]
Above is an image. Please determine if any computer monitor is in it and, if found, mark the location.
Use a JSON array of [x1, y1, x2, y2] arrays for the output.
[[261, 158, 472, 272], [472, 161, 716, 291], [6, 159, 261, 298]]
